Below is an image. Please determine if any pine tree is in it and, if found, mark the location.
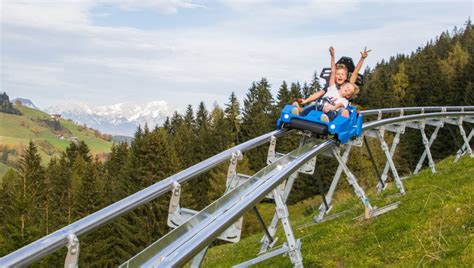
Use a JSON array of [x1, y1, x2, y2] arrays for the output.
[[47, 156, 72, 229], [127, 127, 181, 247], [14, 141, 46, 246], [391, 61, 410, 106], [224, 92, 241, 145], [0, 169, 22, 255], [276, 81, 291, 110], [289, 82, 303, 100], [184, 104, 196, 129], [90, 142, 139, 266], [308, 71, 323, 95], [241, 78, 275, 171]]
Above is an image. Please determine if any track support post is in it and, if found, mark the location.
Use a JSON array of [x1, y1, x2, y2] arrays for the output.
[[314, 144, 353, 222], [331, 147, 373, 217], [238, 188, 303, 268], [377, 121, 405, 192], [414, 123, 442, 174], [375, 129, 405, 194], [446, 116, 474, 161], [455, 128, 474, 161], [64, 234, 79, 268], [260, 135, 311, 254]]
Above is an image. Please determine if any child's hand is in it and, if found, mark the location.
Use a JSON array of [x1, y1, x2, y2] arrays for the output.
[[361, 46, 372, 59], [329, 47, 335, 56], [296, 98, 304, 104]]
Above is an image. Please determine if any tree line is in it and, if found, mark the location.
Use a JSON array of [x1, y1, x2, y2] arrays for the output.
[[1, 20, 473, 266]]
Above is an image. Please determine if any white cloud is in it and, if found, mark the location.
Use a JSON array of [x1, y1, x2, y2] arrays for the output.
[[110, 0, 205, 14], [2, 0, 472, 112]]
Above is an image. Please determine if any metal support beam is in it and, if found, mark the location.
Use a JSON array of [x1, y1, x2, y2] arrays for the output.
[[260, 135, 312, 254], [407, 120, 437, 174], [377, 124, 404, 192], [457, 118, 473, 157], [419, 123, 437, 173], [363, 135, 385, 191], [64, 234, 79, 268], [274, 189, 303, 267], [234, 240, 301, 268], [190, 246, 209, 268], [455, 128, 474, 161], [376, 129, 405, 194], [414, 124, 442, 174], [331, 147, 373, 218], [259, 173, 296, 253], [314, 144, 353, 222]]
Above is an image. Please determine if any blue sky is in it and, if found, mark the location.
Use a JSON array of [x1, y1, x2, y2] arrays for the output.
[[1, 0, 473, 114]]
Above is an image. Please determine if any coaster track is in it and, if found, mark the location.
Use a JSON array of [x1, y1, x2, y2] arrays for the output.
[[1, 106, 473, 267]]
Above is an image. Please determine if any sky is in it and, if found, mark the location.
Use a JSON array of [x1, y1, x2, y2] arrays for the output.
[[1, 0, 473, 114]]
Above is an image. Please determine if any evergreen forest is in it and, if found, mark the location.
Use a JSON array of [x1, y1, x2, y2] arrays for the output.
[[1, 21, 473, 266]]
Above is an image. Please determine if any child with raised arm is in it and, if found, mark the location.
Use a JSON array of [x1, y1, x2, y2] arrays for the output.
[[292, 47, 360, 122], [335, 46, 371, 87]]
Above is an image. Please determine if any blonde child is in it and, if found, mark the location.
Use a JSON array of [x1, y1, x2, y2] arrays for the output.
[[293, 47, 361, 121]]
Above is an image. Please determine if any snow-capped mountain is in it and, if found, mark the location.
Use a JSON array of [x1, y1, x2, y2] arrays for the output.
[[12, 98, 40, 110], [46, 101, 172, 136]]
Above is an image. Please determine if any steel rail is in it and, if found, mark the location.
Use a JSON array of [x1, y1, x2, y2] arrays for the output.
[[141, 110, 474, 267], [361, 106, 474, 116], [362, 111, 474, 130], [156, 141, 336, 267], [0, 129, 288, 267]]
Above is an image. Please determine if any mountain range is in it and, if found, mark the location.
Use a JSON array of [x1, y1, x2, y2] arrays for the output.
[[12, 97, 172, 136], [43, 101, 172, 136]]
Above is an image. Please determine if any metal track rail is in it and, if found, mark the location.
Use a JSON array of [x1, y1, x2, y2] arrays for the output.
[[0, 130, 288, 267], [122, 141, 335, 267], [360, 106, 474, 116]]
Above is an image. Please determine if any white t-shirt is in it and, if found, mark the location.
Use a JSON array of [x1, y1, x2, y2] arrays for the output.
[[322, 84, 349, 110]]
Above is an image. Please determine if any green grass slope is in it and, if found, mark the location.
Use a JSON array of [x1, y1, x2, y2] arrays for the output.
[[204, 156, 474, 267], [0, 106, 112, 175]]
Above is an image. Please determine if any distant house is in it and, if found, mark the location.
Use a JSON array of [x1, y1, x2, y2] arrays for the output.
[[51, 114, 61, 121]]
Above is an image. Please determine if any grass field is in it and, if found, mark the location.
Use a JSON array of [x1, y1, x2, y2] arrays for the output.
[[203, 156, 474, 267], [0, 106, 112, 177]]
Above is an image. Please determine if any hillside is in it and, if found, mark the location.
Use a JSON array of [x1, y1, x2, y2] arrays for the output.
[[204, 156, 474, 266], [0, 105, 113, 176]]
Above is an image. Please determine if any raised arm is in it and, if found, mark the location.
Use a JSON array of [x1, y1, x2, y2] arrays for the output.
[[350, 47, 371, 84], [329, 46, 336, 86], [301, 90, 325, 105]]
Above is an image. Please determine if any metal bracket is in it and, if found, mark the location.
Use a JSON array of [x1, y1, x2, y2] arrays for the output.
[[234, 240, 302, 268], [167, 154, 246, 243], [267, 136, 284, 164], [64, 234, 80, 268], [347, 136, 364, 147]]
